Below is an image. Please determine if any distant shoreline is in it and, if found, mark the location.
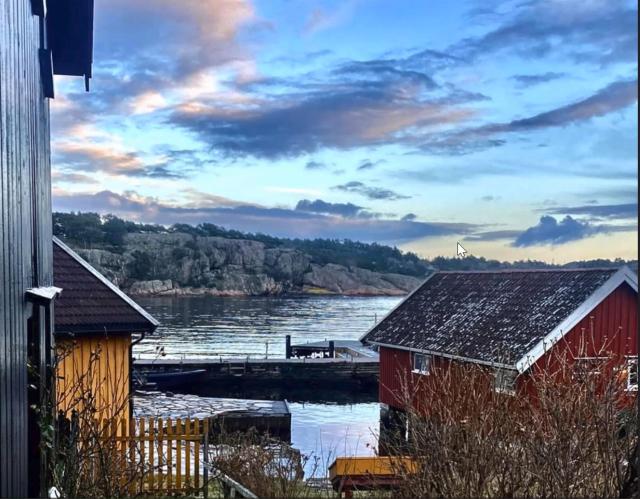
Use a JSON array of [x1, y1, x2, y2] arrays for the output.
[[129, 286, 410, 298]]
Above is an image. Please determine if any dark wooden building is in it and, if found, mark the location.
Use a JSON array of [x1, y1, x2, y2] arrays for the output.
[[361, 268, 638, 447], [0, 1, 94, 496]]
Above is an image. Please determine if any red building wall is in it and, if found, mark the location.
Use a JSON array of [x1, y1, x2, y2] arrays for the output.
[[379, 282, 638, 410]]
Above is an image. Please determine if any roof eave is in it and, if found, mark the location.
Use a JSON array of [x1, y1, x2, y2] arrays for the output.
[[515, 266, 638, 373], [369, 341, 517, 370], [53, 236, 160, 330]]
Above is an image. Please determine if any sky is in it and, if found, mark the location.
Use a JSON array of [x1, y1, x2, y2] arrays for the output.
[[50, 0, 638, 263]]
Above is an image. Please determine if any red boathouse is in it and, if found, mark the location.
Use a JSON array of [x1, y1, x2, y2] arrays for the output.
[[361, 267, 638, 427]]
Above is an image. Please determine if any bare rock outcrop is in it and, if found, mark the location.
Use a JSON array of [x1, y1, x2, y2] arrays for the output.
[[70, 233, 422, 297]]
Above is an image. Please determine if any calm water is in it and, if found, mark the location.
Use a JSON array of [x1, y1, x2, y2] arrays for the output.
[[134, 295, 400, 359], [290, 402, 379, 475], [134, 295, 398, 473]]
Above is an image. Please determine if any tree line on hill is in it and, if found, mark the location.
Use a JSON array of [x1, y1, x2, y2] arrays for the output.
[[52, 212, 637, 278]]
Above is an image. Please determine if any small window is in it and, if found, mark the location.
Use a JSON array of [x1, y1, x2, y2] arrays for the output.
[[494, 368, 517, 395], [412, 353, 431, 375], [627, 359, 638, 391]]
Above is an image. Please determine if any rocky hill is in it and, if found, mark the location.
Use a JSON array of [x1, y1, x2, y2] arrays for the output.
[[74, 232, 422, 296], [54, 212, 637, 298]]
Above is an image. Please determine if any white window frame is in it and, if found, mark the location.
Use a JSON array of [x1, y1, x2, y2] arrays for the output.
[[412, 352, 432, 376], [626, 358, 638, 392], [493, 368, 517, 395]]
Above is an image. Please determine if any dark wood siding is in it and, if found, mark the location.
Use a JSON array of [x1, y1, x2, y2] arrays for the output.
[[379, 283, 638, 410], [1, 0, 52, 496]]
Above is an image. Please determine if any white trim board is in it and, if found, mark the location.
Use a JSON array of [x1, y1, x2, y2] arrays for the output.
[[515, 266, 637, 373], [369, 341, 516, 371], [53, 236, 160, 328]]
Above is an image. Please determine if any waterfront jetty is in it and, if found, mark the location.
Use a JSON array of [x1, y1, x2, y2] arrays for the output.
[[134, 353, 379, 397], [288, 338, 379, 360], [134, 392, 291, 441]]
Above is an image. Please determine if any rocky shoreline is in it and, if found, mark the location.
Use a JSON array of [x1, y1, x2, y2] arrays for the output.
[[72, 232, 423, 297]]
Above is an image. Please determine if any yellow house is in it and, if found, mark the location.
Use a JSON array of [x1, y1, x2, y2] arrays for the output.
[[52, 237, 158, 424]]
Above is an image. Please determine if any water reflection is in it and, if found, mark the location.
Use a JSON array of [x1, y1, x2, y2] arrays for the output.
[[289, 402, 379, 476], [135, 295, 400, 359]]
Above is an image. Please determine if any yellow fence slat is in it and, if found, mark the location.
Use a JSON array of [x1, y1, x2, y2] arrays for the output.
[[185, 418, 192, 488], [176, 417, 183, 490], [86, 415, 205, 495], [148, 417, 155, 491], [167, 417, 173, 491], [194, 419, 200, 490]]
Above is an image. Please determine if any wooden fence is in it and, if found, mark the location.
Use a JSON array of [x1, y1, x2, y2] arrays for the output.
[[103, 416, 210, 496]]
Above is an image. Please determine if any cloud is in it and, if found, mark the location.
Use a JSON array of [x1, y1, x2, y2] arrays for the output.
[[542, 203, 638, 219], [165, 44, 486, 159], [512, 215, 632, 247], [295, 199, 364, 218], [333, 181, 411, 201], [52, 171, 99, 185], [52, 189, 475, 244], [356, 159, 385, 171], [401, 213, 417, 221], [305, 160, 327, 170], [419, 79, 638, 154], [169, 78, 474, 158], [456, 0, 638, 66], [303, 2, 357, 36], [53, 142, 189, 179], [511, 72, 566, 87], [464, 230, 523, 242]]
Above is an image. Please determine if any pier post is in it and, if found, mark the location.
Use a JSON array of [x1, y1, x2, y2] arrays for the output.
[[328, 340, 335, 358], [285, 335, 291, 359]]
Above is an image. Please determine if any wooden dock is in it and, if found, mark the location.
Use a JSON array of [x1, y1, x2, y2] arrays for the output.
[[289, 339, 379, 360], [134, 354, 379, 398], [134, 392, 291, 441]]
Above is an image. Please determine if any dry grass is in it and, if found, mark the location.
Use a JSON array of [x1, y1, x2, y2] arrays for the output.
[[382, 351, 638, 498]]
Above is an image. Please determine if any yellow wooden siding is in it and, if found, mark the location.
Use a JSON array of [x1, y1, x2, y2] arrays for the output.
[[56, 335, 131, 425]]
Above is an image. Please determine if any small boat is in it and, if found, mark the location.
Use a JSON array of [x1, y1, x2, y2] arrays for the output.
[[140, 369, 207, 390]]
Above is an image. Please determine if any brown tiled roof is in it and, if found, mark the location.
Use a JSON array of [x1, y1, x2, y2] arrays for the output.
[[362, 268, 626, 367], [53, 238, 158, 335]]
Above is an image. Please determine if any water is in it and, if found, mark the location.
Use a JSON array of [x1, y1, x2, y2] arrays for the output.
[[289, 402, 379, 475], [134, 295, 400, 359], [134, 295, 399, 473]]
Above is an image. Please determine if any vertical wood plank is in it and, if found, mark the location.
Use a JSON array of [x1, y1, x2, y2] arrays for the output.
[[129, 418, 136, 495], [120, 417, 127, 479], [194, 419, 200, 490], [148, 417, 155, 492], [185, 417, 191, 488], [157, 417, 165, 491], [139, 417, 146, 494], [166, 417, 173, 491], [176, 417, 183, 490]]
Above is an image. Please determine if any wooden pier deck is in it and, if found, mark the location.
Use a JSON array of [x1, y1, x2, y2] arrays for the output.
[[290, 340, 379, 359], [134, 392, 291, 441], [134, 354, 379, 397]]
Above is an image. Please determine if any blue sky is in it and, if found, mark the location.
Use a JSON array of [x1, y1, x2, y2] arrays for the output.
[[51, 0, 638, 262]]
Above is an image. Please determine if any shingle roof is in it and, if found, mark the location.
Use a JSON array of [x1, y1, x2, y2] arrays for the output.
[[53, 237, 158, 335], [362, 268, 631, 367]]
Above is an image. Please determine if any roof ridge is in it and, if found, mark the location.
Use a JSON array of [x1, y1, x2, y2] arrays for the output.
[[435, 267, 621, 274]]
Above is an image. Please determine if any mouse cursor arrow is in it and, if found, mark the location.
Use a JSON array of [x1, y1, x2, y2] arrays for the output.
[[457, 242, 467, 257]]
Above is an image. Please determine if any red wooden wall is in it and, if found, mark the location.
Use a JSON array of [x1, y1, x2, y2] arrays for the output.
[[379, 282, 638, 410]]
